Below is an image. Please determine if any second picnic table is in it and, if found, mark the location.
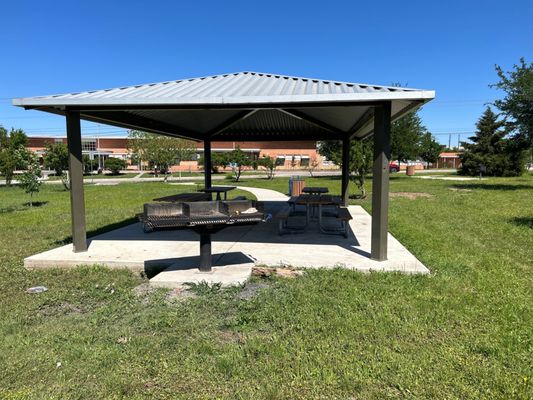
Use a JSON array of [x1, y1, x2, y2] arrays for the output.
[[198, 186, 236, 201], [302, 186, 329, 195]]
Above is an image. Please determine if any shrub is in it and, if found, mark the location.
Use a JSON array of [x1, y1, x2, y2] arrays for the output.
[[104, 157, 126, 175]]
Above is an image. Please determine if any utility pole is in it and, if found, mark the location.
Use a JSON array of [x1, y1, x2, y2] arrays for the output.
[[448, 133, 451, 150]]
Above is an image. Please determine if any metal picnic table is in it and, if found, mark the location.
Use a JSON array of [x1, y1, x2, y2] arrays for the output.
[[198, 186, 236, 201], [302, 186, 329, 195]]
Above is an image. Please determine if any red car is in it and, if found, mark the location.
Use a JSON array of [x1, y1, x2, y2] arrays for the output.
[[389, 162, 400, 173]]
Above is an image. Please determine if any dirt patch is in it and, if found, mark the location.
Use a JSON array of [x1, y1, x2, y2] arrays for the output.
[[164, 287, 197, 303], [449, 188, 472, 192], [252, 267, 304, 279], [389, 192, 435, 200], [237, 281, 271, 300], [218, 330, 246, 344], [38, 302, 84, 317]]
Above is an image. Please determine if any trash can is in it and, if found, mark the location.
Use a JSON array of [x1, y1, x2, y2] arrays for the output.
[[406, 165, 416, 176], [288, 176, 305, 196]]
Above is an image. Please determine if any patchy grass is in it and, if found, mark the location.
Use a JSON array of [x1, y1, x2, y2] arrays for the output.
[[0, 175, 532, 398]]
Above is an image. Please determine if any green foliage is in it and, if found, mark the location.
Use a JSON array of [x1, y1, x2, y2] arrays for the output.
[[104, 157, 127, 175], [227, 146, 252, 182], [43, 142, 69, 176], [418, 131, 443, 164], [493, 57, 533, 150], [391, 110, 426, 164], [318, 139, 373, 198], [460, 107, 526, 176], [257, 155, 275, 179], [0, 127, 29, 186], [18, 152, 42, 206], [82, 154, 98, 174], [127, 130, 196, 178]]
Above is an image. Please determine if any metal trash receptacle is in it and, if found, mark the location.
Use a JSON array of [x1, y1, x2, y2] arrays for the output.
[[406, 165, 416, 176]]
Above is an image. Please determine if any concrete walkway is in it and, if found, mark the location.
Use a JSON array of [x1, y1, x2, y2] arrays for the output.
[[24, 186, 429, 286]]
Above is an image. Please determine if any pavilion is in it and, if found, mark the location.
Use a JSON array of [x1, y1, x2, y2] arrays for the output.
[[13, 72, 435, 261]]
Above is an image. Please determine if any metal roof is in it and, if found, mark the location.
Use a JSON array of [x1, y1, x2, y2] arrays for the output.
[[12, 71, 435, 140]]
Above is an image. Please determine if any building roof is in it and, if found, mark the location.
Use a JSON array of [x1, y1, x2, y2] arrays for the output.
[[13, 71, 435, 141]]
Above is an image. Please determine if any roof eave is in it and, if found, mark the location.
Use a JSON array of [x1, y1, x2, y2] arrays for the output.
[[12, 91, 435, 108]]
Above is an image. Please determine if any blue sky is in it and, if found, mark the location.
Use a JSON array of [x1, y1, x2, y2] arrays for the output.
[[1, 0, 532, 146]]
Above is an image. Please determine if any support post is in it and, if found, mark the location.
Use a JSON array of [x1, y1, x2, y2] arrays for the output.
[[199, 231, 212, 272], [341, 136, 350, 207], [204, 138, 212, 188], [66, 110, 87, 252], [371, 102, 391, 261]]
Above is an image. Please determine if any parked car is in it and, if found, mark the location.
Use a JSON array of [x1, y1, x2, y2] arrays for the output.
[[389, 162, 400, 173]]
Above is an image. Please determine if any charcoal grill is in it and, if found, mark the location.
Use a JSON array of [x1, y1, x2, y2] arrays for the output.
[[139, 200, 268, 272]]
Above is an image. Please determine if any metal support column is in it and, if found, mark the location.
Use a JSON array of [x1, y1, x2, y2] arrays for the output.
[[66, 110, 87, 252], [341, 136, 350, 207], [204, 139, 212, 188], [199, 231, 212, 272], [371, 102, 391, 261]]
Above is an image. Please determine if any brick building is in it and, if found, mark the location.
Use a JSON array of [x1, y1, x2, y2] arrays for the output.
[[27, 136, 336, 171]]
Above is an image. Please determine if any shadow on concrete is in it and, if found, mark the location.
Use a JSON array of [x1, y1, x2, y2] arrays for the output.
[[84, 200, 365, 256], [144, 251, 255, 278], [54, 217, 138, 246]]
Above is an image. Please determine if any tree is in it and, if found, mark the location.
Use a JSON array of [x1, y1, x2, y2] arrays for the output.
[[318, 139, 373, 198], [19, 152, 42, 207], [306, 155, 320, 177], [257, 155, 275, 179], [391, 111, 426, 166], [82, 155, 98, 174], [127, 130, 147, 170], [459, 107, 525, 176], [199, 152, 230, 173], [43, 141, 69, 176], [127, 130, 196, 179], [227, 146, 251, 182], [418, 132, 443, 167], [0, 127, 29, 186], [104, 157, 127, 175], [492, 58, 533, 151]]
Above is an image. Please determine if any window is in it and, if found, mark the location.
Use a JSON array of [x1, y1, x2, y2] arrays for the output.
[[82, 140, 96, 152], [300, 156, 309, 167], [275, 156, 285, 166], [54, 138, 63, 144]]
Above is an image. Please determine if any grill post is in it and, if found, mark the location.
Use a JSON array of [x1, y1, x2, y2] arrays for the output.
[[199, 230, 212, 272]]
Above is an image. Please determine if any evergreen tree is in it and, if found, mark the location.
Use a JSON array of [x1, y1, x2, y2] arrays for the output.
[[493, 58, 533, 150], [459, 107, 525, 176]]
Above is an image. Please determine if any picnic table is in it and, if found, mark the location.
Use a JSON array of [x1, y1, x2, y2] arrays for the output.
[[302, 186, 329, 195], [293, 194, 341, 222], [279, 194, 351, 237], [153, 192, 211, 202], [198, 186, 236, 201]]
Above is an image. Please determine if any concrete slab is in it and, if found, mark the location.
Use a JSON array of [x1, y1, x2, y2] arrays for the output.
[[24, 186, 430, 285]]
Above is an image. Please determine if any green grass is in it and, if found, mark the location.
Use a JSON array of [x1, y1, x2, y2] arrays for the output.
[[0, 175, 532, 398], [47, 172, 136, 181]]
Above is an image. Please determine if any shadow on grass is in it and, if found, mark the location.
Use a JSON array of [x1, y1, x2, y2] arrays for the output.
[[509, 217, 533, 229], [54, 216, 138, 246], [451, 183, 533, 191], [1, 201, 49, 214]]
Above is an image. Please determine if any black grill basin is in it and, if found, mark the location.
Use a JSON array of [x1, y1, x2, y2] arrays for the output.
[[139, 200, 267, 272]]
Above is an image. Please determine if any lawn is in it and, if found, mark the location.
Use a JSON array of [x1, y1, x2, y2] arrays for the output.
[[46, 172, 137, 181], [0, 175, 531, 399]]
